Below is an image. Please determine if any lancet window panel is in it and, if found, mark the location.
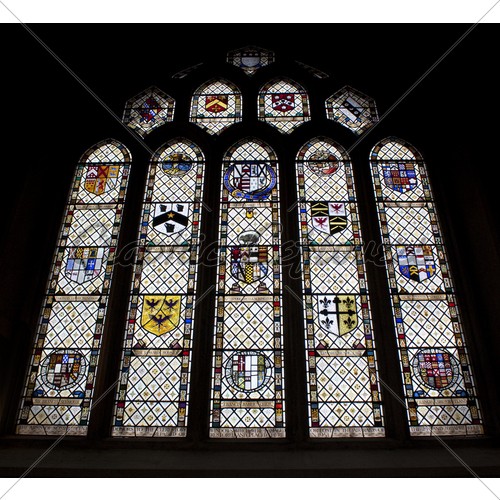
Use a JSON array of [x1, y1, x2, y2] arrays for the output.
[[370, 137, 483, 436], [210, 138, 285, 438], [296, 137, 384, 438], [190, 79, 242, 135], [258, 79, 310, 134], [17, 140, 131, 436], [112, 139, 205, 438]]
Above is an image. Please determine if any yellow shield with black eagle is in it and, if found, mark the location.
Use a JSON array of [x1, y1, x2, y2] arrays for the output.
[[141, 295, 181, 336]]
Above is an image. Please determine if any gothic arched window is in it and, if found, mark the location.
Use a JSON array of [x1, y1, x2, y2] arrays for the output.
[[296, 137, 384, 437], [209, 138, 285, 438], [17, 140, 131, 435], [11, 46, 487, 455], [112, 138, 205, 437], [369, 137, 482, 436]]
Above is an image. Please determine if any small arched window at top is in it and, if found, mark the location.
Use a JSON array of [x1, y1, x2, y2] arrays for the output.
[[258, 78, 310, 134], [190, 79, 242, 135], [123, 86, 175, 137]]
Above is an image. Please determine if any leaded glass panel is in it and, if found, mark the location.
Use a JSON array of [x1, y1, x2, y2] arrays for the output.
[[296, 137, 384, 437], [258, 79, 310, 134], [123, 86, 175, 137], [326, 86, 378, 135], [210, 138, 285, 438], [112, 139, 205, 437], [227, 45, 274, 75], [17, 140, 131, 435], [370, 137, 482, 436], [190, 79, 242, 135]]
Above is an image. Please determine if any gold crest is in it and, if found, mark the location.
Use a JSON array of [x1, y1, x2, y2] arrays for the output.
[[141, 295, 181, 336]]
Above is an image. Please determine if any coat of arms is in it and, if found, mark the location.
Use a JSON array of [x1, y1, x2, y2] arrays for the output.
[[412, 349, 459, 390], [139, 96, 162, 123], [231, 245, 268, 284], [223, 162, 277, 201], [161, 153, 192, 176], [205, 95, 228, 113], [41, 349, 86, 390], [311, 202, 348, 235], [152, 203, 189, 235], [141, 295, 181, 336], [84, 164, 119, 195], [396, 245, 436, 283], [382, 162, 418, 193], [225, 351, 272, 393], [65, 247, 104, 284], [307, 151, 340, 176], [317, 295, 358, 336], [271, 93, 295, 112]]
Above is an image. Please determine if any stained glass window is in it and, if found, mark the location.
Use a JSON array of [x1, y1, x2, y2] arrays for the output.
[[17, 140, 131, 436], [258, 78, 310, 134], [326, 86, 378, 135], [112, 139, 205, 437], [296, 137, 384, 437], [210, 138, 285, 438], [370, 137, 483, 436], [227, 45, 274, 75], [189, 79, 242, 135], [123, 86, 175, 137]]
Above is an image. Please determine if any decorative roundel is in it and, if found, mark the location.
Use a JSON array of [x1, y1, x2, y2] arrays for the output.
[[225, 351, 272, 393], [306, 150, 341, 176], [412, 348, 459, 390], [41, 349, 87, 390], [223, 162, 277, 201], [161, 152, 192, 176]]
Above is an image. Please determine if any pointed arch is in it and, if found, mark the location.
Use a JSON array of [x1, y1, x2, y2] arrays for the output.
[[369, 137, 483, 436], [209, 137, 285, 438], [112, 138, 206, 437], [189, 78, 242, 135], [295, 137, 384, 437], [258, 78, 310, 133], [17, 139, 132, 435]]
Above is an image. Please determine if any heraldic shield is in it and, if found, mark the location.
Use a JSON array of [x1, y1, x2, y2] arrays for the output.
[[317, 294, 358, 336], [140, 97, 162, 123], [241, 51, 260, 68], [231, 246, 268, 284], [271, 93, 295, 112], [65, 247, 104, 284], [205, 95, 228, 114], [141, 295, 181, 336], [84, 164, 119, 195], [382, 162, 418, 193], [397, 245, 436, 283], [152, 203, 189, 235], [311, 202, 348, 235]]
